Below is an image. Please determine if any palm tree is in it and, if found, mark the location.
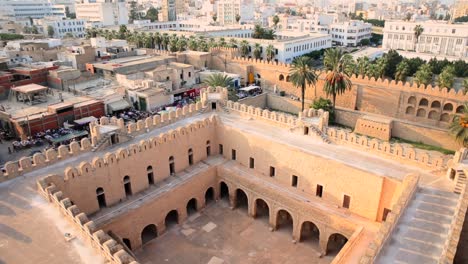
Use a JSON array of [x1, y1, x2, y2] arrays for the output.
[[323, 48, 353, 109], [356, 56, 370, 76], [162, 33, 169, 50], [177, 37, 187, 51], [240, 40, 249, 57], [253, 43, 262, 59], [218, 37, 227, 47], [289, 56, 318, 111], [414, 64, 433, 86], [203, 73, 234, 87], [272, 15, 280, 28], [154, 32, 162, 49], [449, 102, 468, 147], [208, 37, 216, 48], [265, 44, 275, 61], [169, 37, 178, 52], [235, 14, 241, 23], [375, 57, 388, 79], [188, 38, 198, 51], [437, 65, 455, 89], [198, 40, 209, 52], [253, 24, 264, 39], [413, 25, 424, 50], [229, 38, 238, 48], [395, 60, 410, 82], [463, 79, 468, 95]]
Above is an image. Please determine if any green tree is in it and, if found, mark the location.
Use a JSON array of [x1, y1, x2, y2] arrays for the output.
[[414, 64, 433, 86], [453, 60, 468, 77], [272, 15, 280, 28], [229, 38, 237, 48], [376, 57, 388, 79], [383, 49, 403, 78], [188, 38, 198, 51], [413, 25, 424, 47], [463, 79, 468, 94], [31, 25, 38, 34], [437, 65, 456, 89], [454, 15, 468, 22], [253, 24, 264, 39], [253, 43, 262, 59], [177, 37, 187, 51], [47, 25, 54, 37], [198, 40, 209, 52], [355, 56, 370, 76], [240, 40, 249, 57], [395, 60, 410, 82], [406, 57, 425, 76], [154, 32, 162, 49], [235, 14, 241, 23], [203, 73, 234, 87], [218, 37, 226, 47], [323, 48, 353, 109], [312, 98, 335, 124], [145, 7, 158, 22], [265, 44, 275, 61], [359, 39, 370, 46], [129, 1, 140, 23], [23, 26, 32, 34], [289, 56, 318, 111], [449, 102, 468, 147], [64, 32, 74, 38], [118, 25, 128, 39]]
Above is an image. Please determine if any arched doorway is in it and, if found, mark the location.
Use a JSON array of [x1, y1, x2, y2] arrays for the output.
[[123, 176, 132, 197], [96, 187, 106, 208], [220, 182, 229, 201], [326, 233, 348, 256], [205, 187, 215, 205], [254, 199, 269, 223], [122, 238, 132, 250], [300, 221, 320, 246], [165, 210, 179, 229], [276, 209, 293, 232], [235, 189, 248, 212], [141, 224, 158, 245], [186, 198, 197, 216]]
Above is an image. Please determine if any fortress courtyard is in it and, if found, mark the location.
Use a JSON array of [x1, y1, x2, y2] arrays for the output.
[[0, 88, 466, 264]]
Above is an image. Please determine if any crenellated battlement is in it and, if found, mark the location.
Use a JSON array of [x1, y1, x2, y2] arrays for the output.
[[326, 127, 451, 169], [62, 115, 218, 182], [0, 137, 93, 183], [36, 180, 139, 264]]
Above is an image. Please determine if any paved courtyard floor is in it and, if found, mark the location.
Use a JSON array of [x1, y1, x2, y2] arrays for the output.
[[136, 200, 334, 264]]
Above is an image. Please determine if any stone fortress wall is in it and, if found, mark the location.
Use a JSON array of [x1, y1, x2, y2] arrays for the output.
[[204, 48, 465, 150], [359, 174, 420, 263], [37, 179, 139, 264]]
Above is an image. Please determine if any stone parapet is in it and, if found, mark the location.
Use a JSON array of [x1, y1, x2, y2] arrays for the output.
[[326, 127, 451, 169], [36, 179, 139, 264], [359, 174, 420, 263], [439, 168, 468, 263], [0, 137, 92, 183]]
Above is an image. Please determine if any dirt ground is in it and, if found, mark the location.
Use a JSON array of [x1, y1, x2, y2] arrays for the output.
[[136, 200, 334, 264]]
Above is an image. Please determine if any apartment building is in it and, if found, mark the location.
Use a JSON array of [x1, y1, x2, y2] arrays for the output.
[[36, 18, 86, 38], [383, 21, 468, 58], [0, 0, 66, 20], [76, 1, 128, 27], [330, 20, 372, 46]]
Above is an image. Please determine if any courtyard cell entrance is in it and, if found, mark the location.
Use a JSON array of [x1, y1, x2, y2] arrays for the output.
[[136, 201, 333, 264], [141, 224, 158, 245]]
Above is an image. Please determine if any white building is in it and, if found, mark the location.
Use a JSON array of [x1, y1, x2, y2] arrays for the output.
[[0, 1, 66, 20], [383, 21, 468, 58], [217, 0, 240, 25], [330, 20, 372, 46], [76, 1, 128, 27], [36, 18, 86, 38]]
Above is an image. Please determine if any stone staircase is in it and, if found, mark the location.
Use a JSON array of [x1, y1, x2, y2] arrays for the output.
[[376, 187, 459, 264], [309, 125, 331, 144], [454, 170, 467, 194], [221, 105, 230, 114], [91, 134, 111, 152]]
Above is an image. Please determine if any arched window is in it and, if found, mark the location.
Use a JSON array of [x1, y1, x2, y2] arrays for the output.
[[141, 224, 157, 245], [279, 74, 284, 81], [419, 98, 428, 106], [286, 75, 290, 82], [430, 101, 441, 108], [123, 176, 132, 197], [440, 113, 450, 122], [147, 166, 154, 185], [416, 108, 426, 117], [405, 106, 415, 115], [188, 148, 193, 165], [456, 105, 464, 114], [206, 140, 211, 156], [96, 187, 106, 208], [428, 110, 438, 120], [443, 103, 453, 111], [169, 156, 175, 175]]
